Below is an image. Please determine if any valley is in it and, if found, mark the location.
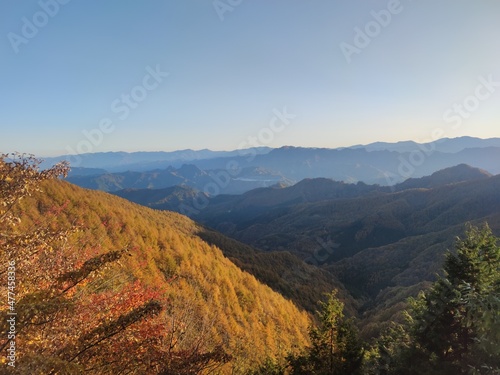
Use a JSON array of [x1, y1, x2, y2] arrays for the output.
[[2, 139, 499, 373]]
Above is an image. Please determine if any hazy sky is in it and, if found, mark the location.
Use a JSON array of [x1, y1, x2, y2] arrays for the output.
[[1, 0, 499, 156]]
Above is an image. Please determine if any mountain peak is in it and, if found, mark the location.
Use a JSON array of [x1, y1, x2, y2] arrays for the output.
[[396, 164, 492, 191], [176, 164, 205, 178]]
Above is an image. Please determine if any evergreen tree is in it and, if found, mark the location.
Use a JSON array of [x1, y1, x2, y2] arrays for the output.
[[408, 224, 499, 374], [288, 291, 363, 375], [366, 224, 500, 375]]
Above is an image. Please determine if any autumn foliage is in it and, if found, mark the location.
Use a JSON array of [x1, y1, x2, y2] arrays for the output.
[[0, 154, 310, 374], [0, 154, 169, 373]]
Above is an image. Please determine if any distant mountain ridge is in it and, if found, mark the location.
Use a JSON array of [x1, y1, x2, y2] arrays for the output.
[[41, 147, 272, 172], [351, 136, 500, 153], [67, 164, 288, 195], [102, 163, 497, 221], [41, 136, 499, 195]]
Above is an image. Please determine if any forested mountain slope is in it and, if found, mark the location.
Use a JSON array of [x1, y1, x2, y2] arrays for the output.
[[107, 164, 500, 339], [193, 168, 500, 338], [2, 174, 312, 373], [196, 167, 500, 261], [2, 156, 499, 374]]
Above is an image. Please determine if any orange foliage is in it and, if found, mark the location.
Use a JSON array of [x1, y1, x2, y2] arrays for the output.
[[1, 154, 310, 374]]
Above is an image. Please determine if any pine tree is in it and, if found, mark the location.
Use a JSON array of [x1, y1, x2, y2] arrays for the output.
[[367, 224, 500, 375], [409, 224, 500, 374], [288, 291, 363, 375]]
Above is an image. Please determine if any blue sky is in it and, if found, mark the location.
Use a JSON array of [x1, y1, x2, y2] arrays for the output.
[[1, 0, 499, 156]]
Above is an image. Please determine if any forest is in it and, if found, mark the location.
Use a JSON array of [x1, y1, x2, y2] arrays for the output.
[[1, 154, 499, 374]]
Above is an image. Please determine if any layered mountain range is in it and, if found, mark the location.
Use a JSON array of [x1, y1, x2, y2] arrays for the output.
[[46, 137, 500, 195], [109, 163, 500, 338], [39, 137, 500, 339]]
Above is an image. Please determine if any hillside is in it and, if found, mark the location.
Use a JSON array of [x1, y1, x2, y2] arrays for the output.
[[2, 154, 499, 373], [113, 185, 208, 212], [112, 183, 354, 314], [192, 167, 500, 337], [102, 163, 500, 340], [5, 177, 313, 373], [114, 164, 491, 221], [196, 226, 357, 315], [196, 166, 500, 258]]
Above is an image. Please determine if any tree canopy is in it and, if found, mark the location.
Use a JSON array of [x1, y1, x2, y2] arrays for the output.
[[366, 224, 500, 375]]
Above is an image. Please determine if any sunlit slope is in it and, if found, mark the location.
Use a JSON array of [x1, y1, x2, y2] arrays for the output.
[[17, 180, 310, 371]]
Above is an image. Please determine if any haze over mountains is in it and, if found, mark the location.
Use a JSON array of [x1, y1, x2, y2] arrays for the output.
[[46, 137, 500, 196], [41, 147, 272, 172], [41, 137, 500, 340]]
